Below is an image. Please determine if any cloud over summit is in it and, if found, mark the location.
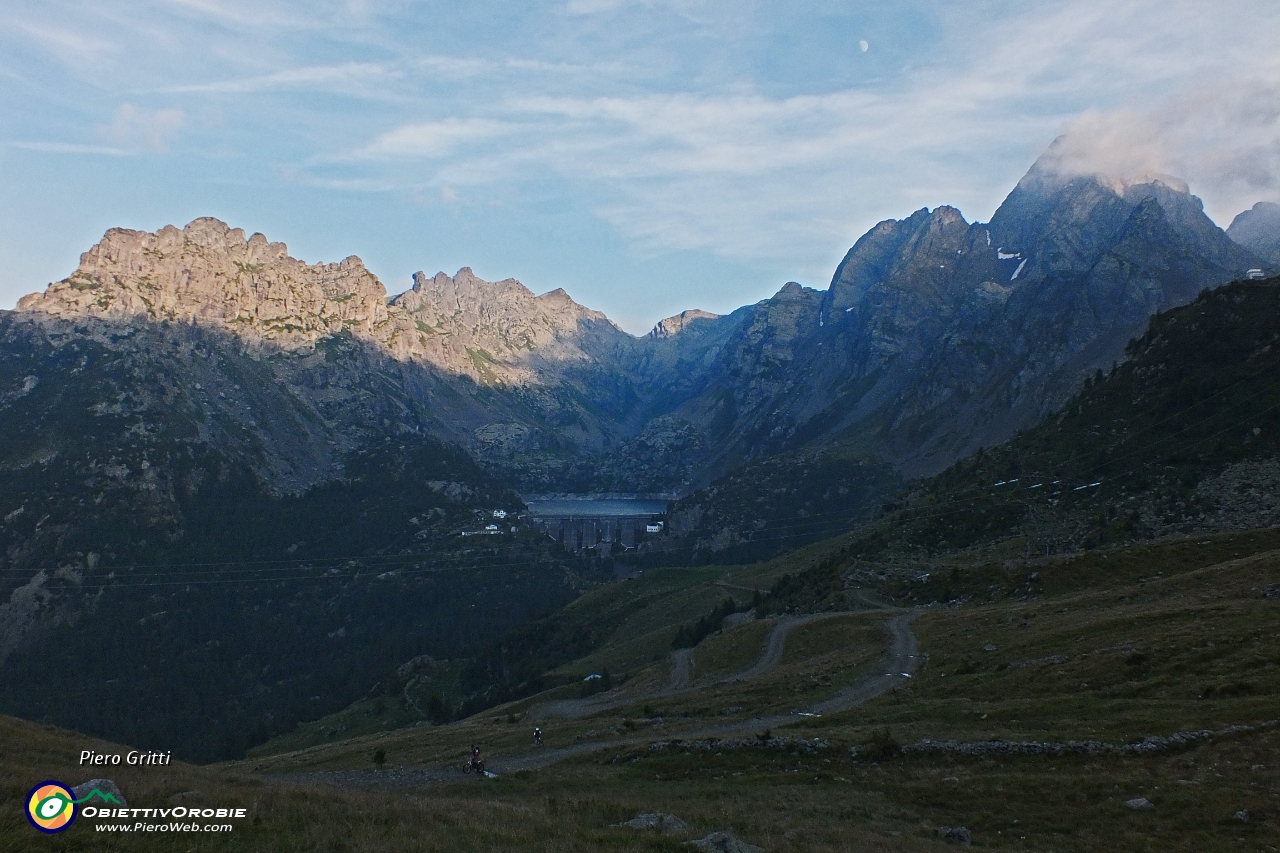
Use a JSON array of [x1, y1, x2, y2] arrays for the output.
[[1036, 80, 1280, 218]]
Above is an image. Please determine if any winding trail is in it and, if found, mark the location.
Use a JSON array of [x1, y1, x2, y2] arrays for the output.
[[281, 609, 919, 789], [527, 611, 842, 720], [718, 611, 842, 684]]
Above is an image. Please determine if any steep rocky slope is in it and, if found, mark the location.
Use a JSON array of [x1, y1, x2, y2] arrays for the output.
[[674, 162, 1262, 484], [17, 219, 623, 384], [652, 161, 1264, 557], [849, 275, 1280, 561], [1227, 201, 1280, 266]]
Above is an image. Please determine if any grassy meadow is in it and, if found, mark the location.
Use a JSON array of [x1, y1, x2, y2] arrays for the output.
[[2, 527, 1278, 851]]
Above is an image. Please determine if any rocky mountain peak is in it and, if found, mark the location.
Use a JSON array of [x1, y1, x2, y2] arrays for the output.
[[1227, 201, 1280, 266], [17, 217, 389, 349], [393, 268, 609, 329], [17, 219, 638, 387], [773, 281, 814, 301], [823, 202, 1003, 331], [649, 309, 720, 339]]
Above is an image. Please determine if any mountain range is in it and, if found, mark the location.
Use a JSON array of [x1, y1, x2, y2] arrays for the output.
[[11, 150, 1268, 494]]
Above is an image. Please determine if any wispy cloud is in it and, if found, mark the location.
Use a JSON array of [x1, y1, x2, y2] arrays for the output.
[[155, 0, 321, 32], [8, 20, 119, 67], [9, 141, 131, 156], [329, 0, 1280, 270], [338, 72, 1054, 265], [95, 104, 185, 151], [3, 0, 1278, 323], [355, 117, 518, 159], [158, 62, 398, 95]]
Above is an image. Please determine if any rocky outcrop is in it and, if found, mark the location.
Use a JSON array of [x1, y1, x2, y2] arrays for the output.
[[618, 812, 689, 834], [18, 219, 389, 349], [388, 268, 624, 384], [649, 309, 720, 339], [10, 219, 706, 491], [683, 831, 763, 853], [676, 155, 1264, 483]]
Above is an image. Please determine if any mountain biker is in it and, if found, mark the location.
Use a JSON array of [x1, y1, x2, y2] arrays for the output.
[[470, 744, 482, 771], [533, 726, 543, 746]]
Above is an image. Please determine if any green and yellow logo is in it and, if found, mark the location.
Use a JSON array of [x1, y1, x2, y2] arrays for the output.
[[27, 782, 76, 833], [26, 781, 123, 834]]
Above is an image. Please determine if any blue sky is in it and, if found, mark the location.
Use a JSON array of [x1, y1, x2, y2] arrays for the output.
[[2, 1, 1278, 333]]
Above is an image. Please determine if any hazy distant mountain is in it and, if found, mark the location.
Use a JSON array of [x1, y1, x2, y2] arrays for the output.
[[1227, 201, 1280, 266]]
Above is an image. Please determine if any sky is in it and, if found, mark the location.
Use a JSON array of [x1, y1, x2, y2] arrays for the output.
[[2, 1, 1278, 333]]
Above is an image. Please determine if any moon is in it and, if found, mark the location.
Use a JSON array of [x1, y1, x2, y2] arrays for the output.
[[859, 39, 869, 52]]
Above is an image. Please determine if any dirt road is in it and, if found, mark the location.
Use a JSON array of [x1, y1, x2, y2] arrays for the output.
[[285, 610, 919, 787], [718, 611, 843, 684], [528, 611, 847, 720], [664, 647, 694, 693]]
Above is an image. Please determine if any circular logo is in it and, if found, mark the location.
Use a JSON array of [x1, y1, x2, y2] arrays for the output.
[[27, 781, 77, 834]]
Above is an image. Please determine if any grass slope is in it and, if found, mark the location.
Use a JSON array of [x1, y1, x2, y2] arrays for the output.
[[120, 527, 1269, 845]]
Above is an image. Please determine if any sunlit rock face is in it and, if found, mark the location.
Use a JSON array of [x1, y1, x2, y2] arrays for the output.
[[19, 218, 390, 347], [17, 218, 633, 388]]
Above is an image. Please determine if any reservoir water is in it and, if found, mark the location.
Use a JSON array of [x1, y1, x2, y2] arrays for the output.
[[524, 497, 669, 518]]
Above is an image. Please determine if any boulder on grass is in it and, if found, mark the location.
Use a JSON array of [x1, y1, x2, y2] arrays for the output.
[[682, 830, 764, 853], [938, 825, 972, 845], [621, 812, 689, 835]]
